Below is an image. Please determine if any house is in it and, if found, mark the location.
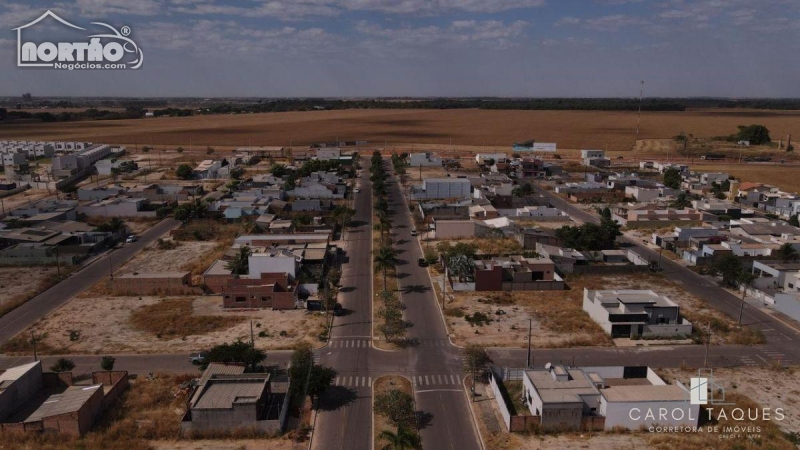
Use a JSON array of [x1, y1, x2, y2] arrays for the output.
[[582, 289, 693, 338], [475, 153, 507, 165], [473, 256, 564, 291], [78, 197, 156, 218], [410, 178, 471, 200], [193, 160, 223, 179], [181, 363, 287, 435], [222, 272, 300, 309], [0, 361, 128, 437], [315, 148, 341, 161], [612, 204, 703, 228], [408, 152, 442, 167], [77, 186, 126, 201], [625, 186, 677, 203], [505, 364, 696, 431]]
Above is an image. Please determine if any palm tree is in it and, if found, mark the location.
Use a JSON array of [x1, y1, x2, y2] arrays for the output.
[[379, 426, 421, 450], [374, 245, 399, 291], [775, 243, 799, 262]]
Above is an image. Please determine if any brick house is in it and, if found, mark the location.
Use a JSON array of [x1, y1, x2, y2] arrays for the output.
[[474, 255, 564, 291], [222, 273, 299, 310]]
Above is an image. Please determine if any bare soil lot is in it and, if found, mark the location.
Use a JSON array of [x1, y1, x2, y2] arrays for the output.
[[4, 108, 800, 152], [120, 239, 219, 274], [0, 266, 60, 306], [445, 285, 612, 349], [7, 295, 326, 354], [444, 273, 759, 348]]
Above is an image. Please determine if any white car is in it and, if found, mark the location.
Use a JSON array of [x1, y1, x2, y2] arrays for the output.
[[125, 235, 138, 243], [354, 187, 361, 193]]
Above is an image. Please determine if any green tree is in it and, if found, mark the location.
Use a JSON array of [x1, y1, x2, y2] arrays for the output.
[[736, 124, 771, 145], [176, 164, 193, 179], [229, 167, 245, 180], [512, 183, 534, 197], [775, 243, 799, 262], [790, 215, 800, 227], [206, 146, 215, 155], [50, 358, 75, 373], [226, 245, 252, 276], [200, 341, 266, 372], [95, 217, 126, 233], [710, 253, 744, 288], [463, 344, 491, 376], [308, 365, 337, 405], [374, 389, 416, 429], [176, 146, 184, 154], [332, 205, 356, 232], [379, 426, 421, 450], [662, 167, 681, 189], [670, 192, 692, 209], [374, 245, 399, 291], [100, 356, 116, 371]]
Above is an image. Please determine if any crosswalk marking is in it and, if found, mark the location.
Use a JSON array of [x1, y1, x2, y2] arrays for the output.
[[424, 376, 430, 385], [450, 374, 457, 384]]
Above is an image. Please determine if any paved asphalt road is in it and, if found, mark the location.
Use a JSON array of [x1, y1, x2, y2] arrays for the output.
[[0, 218, 181, 345]]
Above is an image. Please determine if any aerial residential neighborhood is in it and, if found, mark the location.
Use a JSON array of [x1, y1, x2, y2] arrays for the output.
[[2, 2, 800, 450]]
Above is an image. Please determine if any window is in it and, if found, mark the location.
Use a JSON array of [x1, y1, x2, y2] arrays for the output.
[[235, 296, 246, 303], [261, 296, 270, 302]]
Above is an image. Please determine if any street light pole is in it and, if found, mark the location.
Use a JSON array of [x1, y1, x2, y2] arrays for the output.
[[526, 319, 532, 368]]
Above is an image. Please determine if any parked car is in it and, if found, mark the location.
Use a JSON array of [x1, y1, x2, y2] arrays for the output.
[[411, 229, 417, 236], [189, 352, 207, 364], [307, 300, 322, 311], [418, 258, 429, 267], [333, 303, 344, 316], [354, 187, 361, 193], [125, 235, 138, 243]]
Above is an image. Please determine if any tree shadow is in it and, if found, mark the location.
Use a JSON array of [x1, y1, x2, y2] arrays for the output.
[[395, 258, 409, 266], [339, 286, 357, 293], [395, 272, 411, 279], [416, 411, 434, 429], [396, 239, 408, 245], [401, 284, 430, 294], [396, 337, 420, 348], [317, 386, 358, 411], [349, 220, 369, 228]]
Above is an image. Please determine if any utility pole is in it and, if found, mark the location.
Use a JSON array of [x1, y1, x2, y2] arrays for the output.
[[250, 320, 255, 347], [703, 323, 712, 367], [636, 80, 644, 141], [526, 319, 532, 368], [31, 330, 38, 361], [738, 285, 747, 325]]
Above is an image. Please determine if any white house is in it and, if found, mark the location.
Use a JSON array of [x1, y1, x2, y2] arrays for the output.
[[408, 152, 442, 167], [582, 288, 693, 338], [411, 178, 471, 199], [248, 249, 299, 279]]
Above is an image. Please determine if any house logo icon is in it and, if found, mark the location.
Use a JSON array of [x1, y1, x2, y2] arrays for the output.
[[13, 10, 143, 70], [688, 369, 731, 406]]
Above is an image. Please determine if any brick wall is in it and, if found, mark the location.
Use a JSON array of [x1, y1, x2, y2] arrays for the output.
[[112, 272, 199, 296]]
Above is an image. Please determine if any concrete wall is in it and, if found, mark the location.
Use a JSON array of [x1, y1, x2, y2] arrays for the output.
[[112, 273, 198, 296], [774, 293, 800, 323], [0, 363, 43, 421], [41, 386, 104, 437], [433, 220, 475, 239]]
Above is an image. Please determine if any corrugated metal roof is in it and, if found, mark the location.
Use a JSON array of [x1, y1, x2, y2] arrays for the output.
[[25, 385, 102, 422], [193, 378, 268, 410]]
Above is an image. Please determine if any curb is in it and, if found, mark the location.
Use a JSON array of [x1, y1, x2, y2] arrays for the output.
[[462, 374, 487, 450]]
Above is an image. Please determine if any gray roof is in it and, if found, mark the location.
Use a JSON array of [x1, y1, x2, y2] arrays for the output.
[[25, 385, 102, 422], [193, 377, 269, 410], [189, 363, 246, 407]]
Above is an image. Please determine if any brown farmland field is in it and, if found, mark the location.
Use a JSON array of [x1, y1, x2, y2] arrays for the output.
[[3, 108, 800, 152]]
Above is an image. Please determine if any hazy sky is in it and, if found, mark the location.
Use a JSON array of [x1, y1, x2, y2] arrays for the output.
[[2, 0, 800, 98]]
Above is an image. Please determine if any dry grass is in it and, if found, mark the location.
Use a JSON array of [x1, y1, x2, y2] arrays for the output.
[[129, 298, 244, 339], [0, 373, 191, 450], [3, 295, 326, 354], [373, 375, 416, 450], [5, 108, 800, 152], [445, 282, 613, 349], [0, 266, 66, 317]]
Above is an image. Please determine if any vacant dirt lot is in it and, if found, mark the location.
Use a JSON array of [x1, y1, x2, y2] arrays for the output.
[[444, 272, 758, 348], [445, 286, 612, 349], [4, 108, 800, 152], [120, 239, 219, 274], [662, 366, 800, 433], [0, 266, 59, 305], [16, 295, 326, 354]]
